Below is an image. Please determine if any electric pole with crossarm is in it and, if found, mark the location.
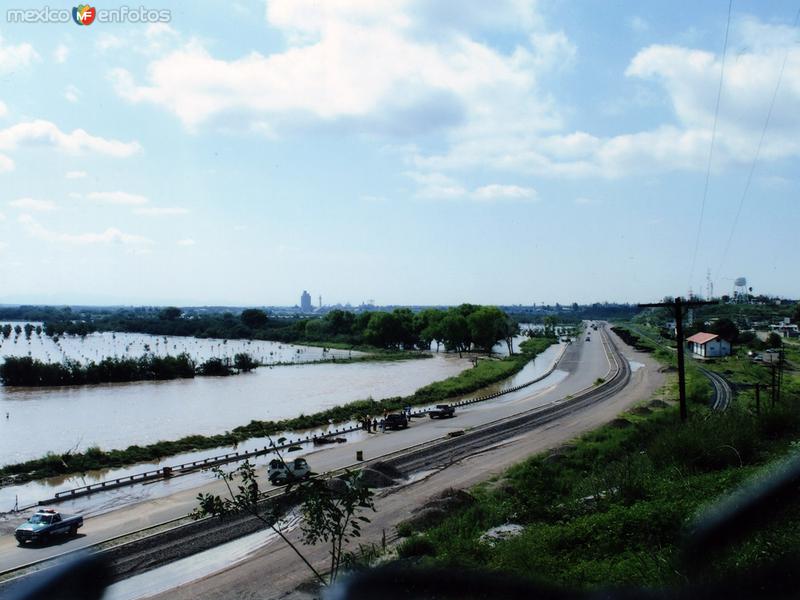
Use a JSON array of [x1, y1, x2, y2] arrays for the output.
[[639, 297, 717, 422]]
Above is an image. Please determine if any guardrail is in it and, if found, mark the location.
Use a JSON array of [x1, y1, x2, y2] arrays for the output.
[[37, 343, 569, 505]]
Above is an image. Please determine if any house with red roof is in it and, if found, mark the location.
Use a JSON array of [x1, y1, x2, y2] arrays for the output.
[[686, 332, 731, 358]]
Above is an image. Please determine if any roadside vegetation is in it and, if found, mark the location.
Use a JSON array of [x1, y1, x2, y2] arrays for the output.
[[394, 320, 800, 592], [0, 335, 556, 484]]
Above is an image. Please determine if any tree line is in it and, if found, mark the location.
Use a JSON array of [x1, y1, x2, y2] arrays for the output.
[[25, 304, 521, 352], [0, 352, 259, 387]]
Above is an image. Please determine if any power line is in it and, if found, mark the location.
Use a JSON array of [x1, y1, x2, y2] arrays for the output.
[[688, 0, 733, 293], [715, 4, 800, 286]]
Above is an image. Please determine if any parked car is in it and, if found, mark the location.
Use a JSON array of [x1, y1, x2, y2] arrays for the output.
[[268, 457, 311, 485], [429, 404, 456, 419], [384, 413, 409, 430], [15, 509, 83, 545]]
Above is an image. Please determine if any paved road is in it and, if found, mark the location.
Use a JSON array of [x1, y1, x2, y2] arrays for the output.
[[0, 331, 611, 573], [138, 325, 664, 600]]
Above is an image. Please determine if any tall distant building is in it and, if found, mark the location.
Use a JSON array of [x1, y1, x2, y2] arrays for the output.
[[300, 290, 312, 312]]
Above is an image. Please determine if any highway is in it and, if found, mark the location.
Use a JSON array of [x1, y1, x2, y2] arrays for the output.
[[0, 323, 614, 583]]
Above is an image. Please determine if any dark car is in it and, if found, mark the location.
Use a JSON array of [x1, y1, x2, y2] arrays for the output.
[[384, 413, 409, 430], [429, 404, 456, 419]]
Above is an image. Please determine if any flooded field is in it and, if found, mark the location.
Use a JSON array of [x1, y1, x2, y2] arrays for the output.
[[0, 322, 358, 366], [0, 322, 536, 470], [0, 342, 563, 512]]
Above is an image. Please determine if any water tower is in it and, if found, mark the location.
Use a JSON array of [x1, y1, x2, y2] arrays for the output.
[[734, 277, 748, 302]]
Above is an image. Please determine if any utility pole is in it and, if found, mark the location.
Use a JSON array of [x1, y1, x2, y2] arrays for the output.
[[639, 297, 716, 422], [755, 383, 760, 416]]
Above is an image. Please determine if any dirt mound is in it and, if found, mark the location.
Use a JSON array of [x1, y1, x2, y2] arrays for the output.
[[359, 467, 396, 488], [631, 406, 652, 416], [649, 399, 669, 409], [609, 418, 632, 429], [369, 461, 405, 480], [398, 507, 448, 533], [418, 488, 476, 513]]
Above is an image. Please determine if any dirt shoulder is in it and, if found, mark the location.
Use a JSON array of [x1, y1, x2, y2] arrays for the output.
[[149, 333, 664, 600]]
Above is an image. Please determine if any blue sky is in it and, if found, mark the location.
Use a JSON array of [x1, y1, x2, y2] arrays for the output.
[[0, 0, 797, 306]]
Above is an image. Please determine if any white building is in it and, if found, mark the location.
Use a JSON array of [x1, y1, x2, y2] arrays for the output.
[[686, 332, 731, 358]]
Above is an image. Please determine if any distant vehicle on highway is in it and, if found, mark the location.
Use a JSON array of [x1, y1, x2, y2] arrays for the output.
[[268, 457, 311, 485], [15, 509, 82, 545], [428, 404, 456, 419], [384, 413, 409, 430], [585, 337, 591, 342]]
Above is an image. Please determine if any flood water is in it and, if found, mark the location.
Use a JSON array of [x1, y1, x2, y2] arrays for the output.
[[0, 343, 564, 512], [0, 322, 535, 468]]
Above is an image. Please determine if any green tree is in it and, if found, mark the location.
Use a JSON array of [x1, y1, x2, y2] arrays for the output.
[[240, 308, 269, 329], [467, 306, 507, 353], [363, 312, 402, 348], [793, 302, 800, 324], [440, 311, 471, 355], [766, 332, 783, 348], [414, 308, 445, 352], [234, 352, 257, 372], [709, 318, 739, 343], [324, 310, 355, 336], [159, 306, 182, 320]]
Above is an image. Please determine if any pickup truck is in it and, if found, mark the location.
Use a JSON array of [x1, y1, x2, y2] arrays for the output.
[[428, 404, 456, 419], [384, 413, 409, 430], [268, 457, 311, 485], [15, 509, 83, 545]]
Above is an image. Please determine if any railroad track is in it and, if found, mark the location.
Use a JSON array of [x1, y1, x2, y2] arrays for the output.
[[0, 324, 631, 589], [699, 367, 734, 411]]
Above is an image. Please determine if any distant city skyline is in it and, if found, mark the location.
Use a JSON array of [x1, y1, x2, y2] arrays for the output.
[[0, 1, 798, 305]]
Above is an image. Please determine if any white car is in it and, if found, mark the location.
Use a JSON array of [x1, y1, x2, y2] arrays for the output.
[[268, 457, 311, 485]]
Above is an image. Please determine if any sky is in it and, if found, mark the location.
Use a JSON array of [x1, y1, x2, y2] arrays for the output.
[[0, 0, 798, 307]]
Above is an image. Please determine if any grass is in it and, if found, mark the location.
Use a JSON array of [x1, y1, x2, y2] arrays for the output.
[[0, 337, 556, 484], [401, 360, 800, 588], [397, 349, 800, 591]]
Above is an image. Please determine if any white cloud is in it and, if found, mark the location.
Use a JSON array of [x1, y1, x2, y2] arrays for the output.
[[109, 3, 562, 137], [0, 100, 7, 118], [0, 120, 141, 159], [65, 170, 87, 179], [64, 84, 81, 103], [8, 197, 57, 212], [176, 238, 195, 246], [53, 43, 69, 64], [406, 171, 466, 199], [0, 153, 12, 172], [86, 191, 149, 206], [528, 31, 576, 70], [96, 34, 124, 52], [628, 16, 649, 33], [0, 211, 6, 221], [18, 214, 153, 246], [408, 172, 536, 202], [471, 184, 537, 202], [133, 207, 189, 216], [0, 35, 38, 73], [64, 85, 80, 103]]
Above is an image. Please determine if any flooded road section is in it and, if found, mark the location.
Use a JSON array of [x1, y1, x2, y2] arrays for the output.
[[0, 344, 563, 513]]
